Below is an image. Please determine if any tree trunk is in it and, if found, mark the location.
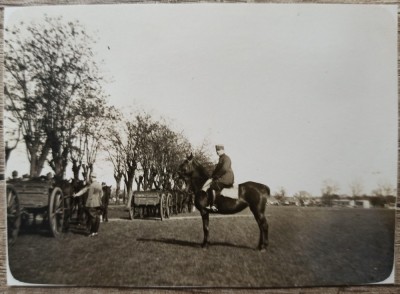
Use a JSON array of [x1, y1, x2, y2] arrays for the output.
[[28, 140, 51, 177], [143, 168, 149, 191], [51, 156, 68, 182], [72, 159, 81, 182], [124, 172, 135, 209], [29, 155, 40, 177], [114, 173, 122, 205]]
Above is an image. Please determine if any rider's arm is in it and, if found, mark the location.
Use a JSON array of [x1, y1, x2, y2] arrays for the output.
[[74, 186, 89, 197], [212, 155, 231, 179]]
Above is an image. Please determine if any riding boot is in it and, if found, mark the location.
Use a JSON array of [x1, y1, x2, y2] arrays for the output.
[[210, 190, 218, 212]]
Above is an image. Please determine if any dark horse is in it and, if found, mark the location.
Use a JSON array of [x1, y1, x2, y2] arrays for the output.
[[179, 154, 270, 251]]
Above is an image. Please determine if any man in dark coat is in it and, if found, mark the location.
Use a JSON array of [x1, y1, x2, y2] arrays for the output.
[[208, 145, 234, 212]]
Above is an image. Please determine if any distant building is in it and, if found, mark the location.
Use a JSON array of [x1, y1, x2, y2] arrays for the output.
[[332, 199, 371, 208], [354, 200, 371, 209], [332, 199, 355, 208]]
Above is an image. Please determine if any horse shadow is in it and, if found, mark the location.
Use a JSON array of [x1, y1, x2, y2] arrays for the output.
[[137, 237, 255, 250]]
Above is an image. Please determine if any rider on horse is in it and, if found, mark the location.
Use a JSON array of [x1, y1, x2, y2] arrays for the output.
[[207, 145, 234, 212]]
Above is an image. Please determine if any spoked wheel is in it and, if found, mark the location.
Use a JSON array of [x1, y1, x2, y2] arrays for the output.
[[129, 202, 135, 220], [139, 207, 145, 218], [159, 193, 166, 221], [171, 192, 177, 215], [48, 187, 67, 238], [7, 185, 21, 246], [166, 193, 173, 219]]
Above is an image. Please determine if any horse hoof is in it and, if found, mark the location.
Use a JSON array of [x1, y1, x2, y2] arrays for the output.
[[258, 245, 268, 252]]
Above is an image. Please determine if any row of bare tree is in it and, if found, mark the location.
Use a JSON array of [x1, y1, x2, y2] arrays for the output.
[[273, 179, 396, 199], [4, 16, 212, 200], [105, 113, 212, 204]]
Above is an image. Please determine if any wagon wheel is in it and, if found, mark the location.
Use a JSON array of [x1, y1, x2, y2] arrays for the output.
[[129, 199, 135, 220], [63, 193, 72, 232], [159, 193, 166, 221], [48, 187, 67, 237], [7, 185, 21, 246], [166, 193, 173, 219], [172, 191, 179, 214], [139, 207, 145, 218]]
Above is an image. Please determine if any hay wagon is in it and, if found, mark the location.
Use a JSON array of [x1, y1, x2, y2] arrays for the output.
[[6, 179, 70, 244], [129, 190, 173, 221]]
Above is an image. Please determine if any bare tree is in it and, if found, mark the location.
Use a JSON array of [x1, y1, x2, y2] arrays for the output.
[[122, 120, 141, 205], [133, 114, 159, 191], [72, 97, 117, 182], [273, 187, 287, 204], [321, 179, 340, 196], [105, 118, 125, 203], [4, 115, 21, 164], [5, 16, 106, 178], [372, 181, 395, 197], [349, 179, 364, 197], [321, 179, 340, 206], [293, 190, 312, 206]]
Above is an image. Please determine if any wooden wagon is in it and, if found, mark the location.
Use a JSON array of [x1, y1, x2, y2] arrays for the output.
[[6, 179, 70, 245], [6, 184, 21, 245], [129, 190, 173, 221]]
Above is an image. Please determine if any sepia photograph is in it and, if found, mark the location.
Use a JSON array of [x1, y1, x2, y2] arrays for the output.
[[4, 3, 397, 288]]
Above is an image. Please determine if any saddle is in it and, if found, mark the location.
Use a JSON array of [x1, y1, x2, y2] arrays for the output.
[[220, 186, 239, 199], [201, 179, 239, 199]]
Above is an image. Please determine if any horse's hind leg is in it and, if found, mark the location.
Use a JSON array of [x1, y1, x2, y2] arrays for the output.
[[258, 213, 269, 251]]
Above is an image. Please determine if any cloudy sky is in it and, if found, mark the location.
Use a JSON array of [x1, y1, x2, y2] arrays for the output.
[[5, 4, 398, 196]]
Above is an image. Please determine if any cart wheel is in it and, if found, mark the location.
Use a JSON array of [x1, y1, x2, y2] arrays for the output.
[[139, 207, 144, 218], [159, 193, 165, 221], [7, 185, 20, 246], [129, 204, 135, 220], [48, 187, 65, 237], [166, 193, 173, 219], [172, 192, 178, 215]]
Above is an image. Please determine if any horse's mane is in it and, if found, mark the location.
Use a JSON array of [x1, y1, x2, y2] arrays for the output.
[[192, 158, 212, 180]]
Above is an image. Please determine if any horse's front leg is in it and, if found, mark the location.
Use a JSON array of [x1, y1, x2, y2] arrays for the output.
[[201, 211, 210, 248], [251, 208, 269, 251], [258, 214, 269, 251]]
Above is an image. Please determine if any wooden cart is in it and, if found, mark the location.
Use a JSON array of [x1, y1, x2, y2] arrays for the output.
[[6, 184, 21, 245], [6, 179, 70, 243], [129, 190, 173, 221]]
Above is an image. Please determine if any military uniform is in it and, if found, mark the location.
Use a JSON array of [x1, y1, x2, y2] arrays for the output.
[[209, 145, 235, 212], [74, 173, 103, 237], [211, 153, 234, 190]]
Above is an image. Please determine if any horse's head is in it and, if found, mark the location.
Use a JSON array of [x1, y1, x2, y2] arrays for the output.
[[178, 153, 195, 178], [102, 185, 112, 196]]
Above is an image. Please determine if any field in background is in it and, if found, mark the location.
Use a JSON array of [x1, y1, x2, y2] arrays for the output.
[[8, 207, 395, 288]]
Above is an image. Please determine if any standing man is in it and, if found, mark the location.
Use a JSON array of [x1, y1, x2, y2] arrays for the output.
[[208, 145, 234, 212], [73, 172, 103, 237]]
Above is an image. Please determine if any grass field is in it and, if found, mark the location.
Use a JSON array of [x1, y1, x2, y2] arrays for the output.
[[7, 206, 395, 288]]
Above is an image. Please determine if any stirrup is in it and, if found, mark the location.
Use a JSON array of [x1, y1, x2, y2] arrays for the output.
[[210, 205, 218, 212]]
